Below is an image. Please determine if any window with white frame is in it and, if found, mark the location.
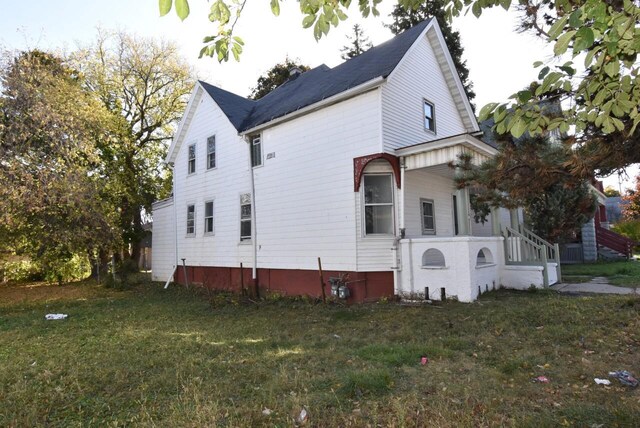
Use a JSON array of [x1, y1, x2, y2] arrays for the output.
[[186, 204, 195, 235], [207, 135, 216, 169], [363, 174, 394, 235], [250, 135, 262, 167], [204, 200, 214, 234], [423, 100, 435, 132], [240, 193, 251, 241], [187, 144, 196, 174], [421, 198, 436, 234]]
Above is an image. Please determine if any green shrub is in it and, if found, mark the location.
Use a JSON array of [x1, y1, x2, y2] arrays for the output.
[[2, 259, 43, 282], [43, 253, 91, 284]]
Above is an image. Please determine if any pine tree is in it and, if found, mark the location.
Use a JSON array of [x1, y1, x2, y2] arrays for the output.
[[386, 1, 475, 108], [340, 24, 373, 60]]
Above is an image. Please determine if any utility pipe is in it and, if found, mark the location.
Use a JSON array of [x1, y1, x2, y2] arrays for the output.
[[243, 136, 258, 281]]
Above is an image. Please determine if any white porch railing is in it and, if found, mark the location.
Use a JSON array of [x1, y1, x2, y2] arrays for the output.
[[503, 226, 561, 287]]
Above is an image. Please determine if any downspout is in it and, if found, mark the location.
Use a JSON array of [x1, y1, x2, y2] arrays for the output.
[[243, 136, 258, 281], [393, 156, 406, 296]]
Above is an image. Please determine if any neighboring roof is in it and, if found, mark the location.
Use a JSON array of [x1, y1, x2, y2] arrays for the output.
[[201, 19, 432, 133]]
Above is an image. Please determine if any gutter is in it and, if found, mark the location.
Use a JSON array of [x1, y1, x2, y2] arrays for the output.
[[240, 76, 385, 136]]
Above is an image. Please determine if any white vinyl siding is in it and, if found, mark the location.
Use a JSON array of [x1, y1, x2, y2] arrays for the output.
[[381, 31, 467, 151], [404, 168, 456, 238], [151, 198, 175, 281]]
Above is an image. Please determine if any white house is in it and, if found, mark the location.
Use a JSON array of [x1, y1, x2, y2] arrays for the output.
[[152, 19, 560, 303]]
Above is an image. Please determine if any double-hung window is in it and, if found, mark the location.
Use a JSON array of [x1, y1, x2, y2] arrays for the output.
[[421, 198, 436, 235], [363, 174, 394, 235], [187, 144, 196, 174], [204, 200, 214, 234], [424, 100, 435, 132], [207, 135, 216, 169], [186, 204, 195, 235], [250, 135, 262, 167], [240, 193, 252, 241]]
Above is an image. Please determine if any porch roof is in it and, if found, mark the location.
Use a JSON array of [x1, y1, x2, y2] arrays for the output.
[[395, 133, 497, 171]]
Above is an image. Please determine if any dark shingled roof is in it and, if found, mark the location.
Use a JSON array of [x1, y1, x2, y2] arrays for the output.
[[200, 19, 432, 133]]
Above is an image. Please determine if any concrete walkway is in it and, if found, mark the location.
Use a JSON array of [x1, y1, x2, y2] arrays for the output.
[[552, 277, 639, 295]]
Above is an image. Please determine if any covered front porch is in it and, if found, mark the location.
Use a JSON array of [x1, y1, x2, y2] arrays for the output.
[[392, 134, 559, 302]]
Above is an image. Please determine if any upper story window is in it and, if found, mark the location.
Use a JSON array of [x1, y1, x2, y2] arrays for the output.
[[187, 144, 196, 174], [207, 135, 216, 169], [204, 200, 214, 235], [250, 135, 262, 167], [363, 174, 394, 235], [421, 198, 436, 235], [240, 193, 252, 241], [423, 100, 435, 133], [186, 204, 195, 235]]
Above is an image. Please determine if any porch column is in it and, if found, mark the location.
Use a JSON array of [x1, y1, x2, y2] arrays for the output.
[[509, 209, 519, 230], [490, 207, 501, 236], [455, 187, 470, 235], [399, 157, 406, 237]]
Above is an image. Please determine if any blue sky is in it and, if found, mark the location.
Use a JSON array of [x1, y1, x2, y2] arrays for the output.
[[1, 0, 636, 189]]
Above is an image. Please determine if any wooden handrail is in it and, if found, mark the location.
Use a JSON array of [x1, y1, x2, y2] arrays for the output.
[[596, 226, 636, 258]]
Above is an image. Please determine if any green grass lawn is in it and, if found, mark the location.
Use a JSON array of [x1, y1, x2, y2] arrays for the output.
[[1, 279, 639, 427], [562, 260, 640, 287]]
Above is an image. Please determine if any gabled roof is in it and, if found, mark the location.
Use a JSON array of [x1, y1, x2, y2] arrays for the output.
[[201, 19, 432, 133], [199, 81, 255, 131]]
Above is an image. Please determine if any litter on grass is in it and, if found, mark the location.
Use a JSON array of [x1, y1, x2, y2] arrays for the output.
[[45, 314, 68, 320], [420, 356, 429, 365], [594, 378, 611, 385], [262, 408, 272, 416], [297, 408, 308, 425], [533, 376, 549, 383], [608, 371, 639, 388]]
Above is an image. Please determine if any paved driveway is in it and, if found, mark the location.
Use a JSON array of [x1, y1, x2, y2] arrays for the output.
[[552, 277, 639, 295]]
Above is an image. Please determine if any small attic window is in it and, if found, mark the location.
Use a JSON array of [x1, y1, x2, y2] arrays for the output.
[[187, 144, 196, 174], [424, 100, 435, 133]]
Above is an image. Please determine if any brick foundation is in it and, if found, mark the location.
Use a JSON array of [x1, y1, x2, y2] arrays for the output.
[[173, 266, 394, 303]]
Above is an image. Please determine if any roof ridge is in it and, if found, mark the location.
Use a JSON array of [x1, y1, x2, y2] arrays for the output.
[[199, 19, 432, 132]]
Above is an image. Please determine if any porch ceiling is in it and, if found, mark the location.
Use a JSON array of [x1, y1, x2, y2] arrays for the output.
[[396, 133, 496, 171]]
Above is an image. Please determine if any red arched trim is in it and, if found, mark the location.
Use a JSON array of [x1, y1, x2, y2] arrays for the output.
[[354, 153, 401, 192]]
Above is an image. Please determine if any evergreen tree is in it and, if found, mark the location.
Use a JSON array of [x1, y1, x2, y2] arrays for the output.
[[340, 24, 373, 60], [386, 1, 475, 108], [249, 59, 310, 100], [454, 133, 597, 242]]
